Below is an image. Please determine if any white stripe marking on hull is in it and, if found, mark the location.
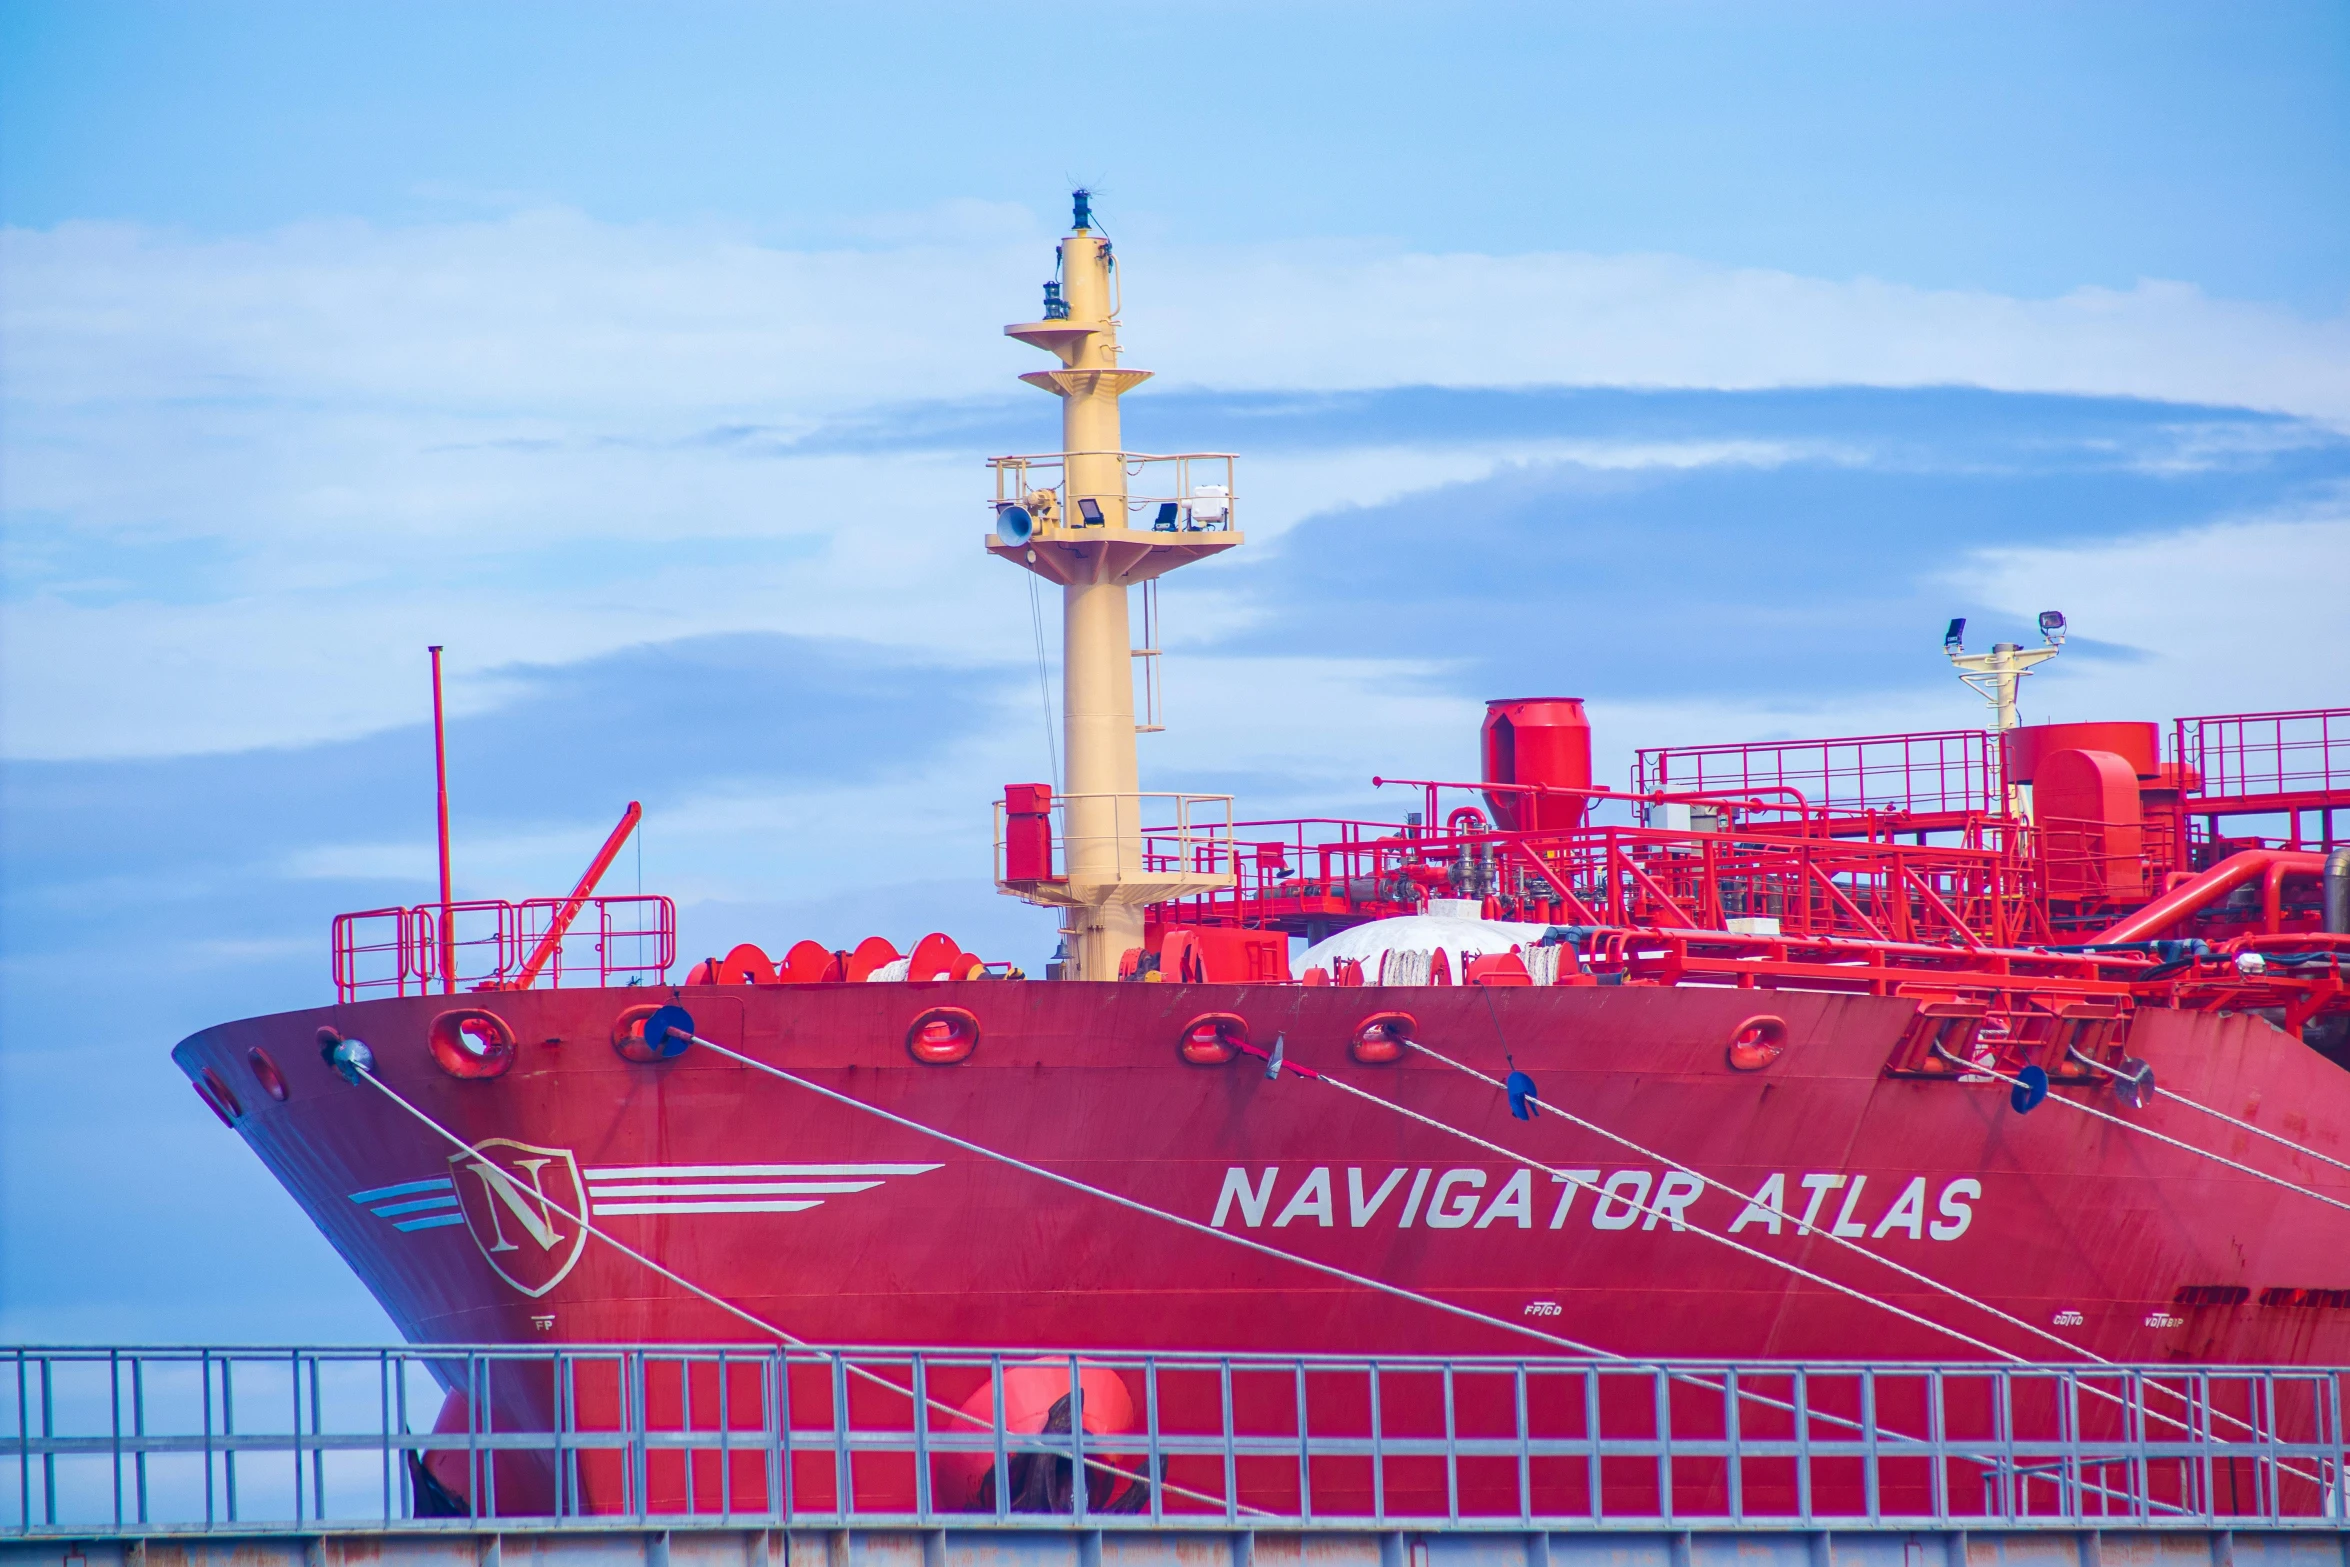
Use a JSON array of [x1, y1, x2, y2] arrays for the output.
[[582, 1163, 941, 1179], [591, 1200, 825, 1215]]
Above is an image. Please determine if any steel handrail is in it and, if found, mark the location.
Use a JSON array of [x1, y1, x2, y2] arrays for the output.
[[10, 1344, 2344, 1536]]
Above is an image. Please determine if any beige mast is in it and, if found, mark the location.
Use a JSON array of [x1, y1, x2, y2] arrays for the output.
[[986, 191, 1240, 978]]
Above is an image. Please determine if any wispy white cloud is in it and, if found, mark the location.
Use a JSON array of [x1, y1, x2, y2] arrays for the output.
[[8, 211, 2346, 418], [1138, 248, 2350, 422], [0, 448, 1014, 758], [1941, 501, 2350, 722], [4, 209, 2345, 763]]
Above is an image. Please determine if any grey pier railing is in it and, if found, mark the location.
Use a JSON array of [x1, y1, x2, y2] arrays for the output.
[[8, 1344, 2347, 1567]]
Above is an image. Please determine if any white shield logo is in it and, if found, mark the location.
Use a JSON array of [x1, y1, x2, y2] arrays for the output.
[[449, 1138, 588, 1298]]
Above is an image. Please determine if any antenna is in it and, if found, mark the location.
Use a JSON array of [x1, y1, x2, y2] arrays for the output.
[[1943, 610, 2066, 732]]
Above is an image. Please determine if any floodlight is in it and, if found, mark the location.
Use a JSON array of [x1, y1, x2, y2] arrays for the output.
[[1943, 618, 1966, 653], [2038, 610, 2067, 643], [1077, 497, 1106, 527], [1152, 502, 1179, 531]]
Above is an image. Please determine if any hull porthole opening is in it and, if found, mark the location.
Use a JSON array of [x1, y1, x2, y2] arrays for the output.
[[197, 1066, 244, 1123], [1726, 1015, 1788, 1072], [1180, 1012, 1248, 1065], [907, 1006, 981, 1064], [1351, 1011, 1417, 1064], [192, 1082, 235, 1126], [247, 1046, 289, 1102], [428, 1008, 517, 1080]]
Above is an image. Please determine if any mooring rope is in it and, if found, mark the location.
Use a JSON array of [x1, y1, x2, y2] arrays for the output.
[[336, 1026, 2315, 1514], [1304, 1057, 2026, 1363], [353, 1063, 1241, 1515], [1025, 571, 1060, 794], [681, 1027, 2007, 1455], [2066, 1049, 2350, 1182], [676, 1024, 2239, 1510], [681, 1032, 1623, 1359], [1932, 1046, 2350, 1219], [1395, 1034, 2100, 1364], [1440, 993, 2330, 1476]]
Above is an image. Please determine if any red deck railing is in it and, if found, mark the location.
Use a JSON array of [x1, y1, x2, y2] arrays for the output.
[[332, 896, 676, 1001], [2176, 707, 2350, 837], [1634, 729, 2001, 831]]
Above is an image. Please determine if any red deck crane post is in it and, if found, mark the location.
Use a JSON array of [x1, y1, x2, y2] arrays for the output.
[[511, 802, 645, 990]]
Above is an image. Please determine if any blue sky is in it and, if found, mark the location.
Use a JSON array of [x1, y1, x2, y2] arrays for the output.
[[2, 1, 2346, 1342], [6, 3, 2346, 306]]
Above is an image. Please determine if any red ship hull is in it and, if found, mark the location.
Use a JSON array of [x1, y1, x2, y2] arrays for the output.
[[175, 978, 2350, 1366]]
